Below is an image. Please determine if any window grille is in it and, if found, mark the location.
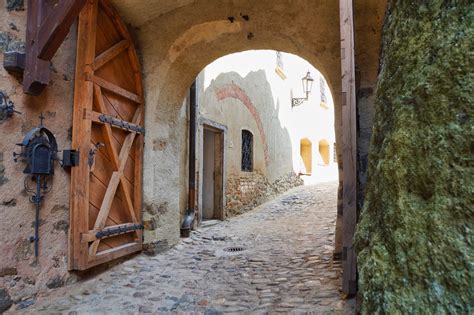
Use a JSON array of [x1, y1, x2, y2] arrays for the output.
[[276, 51, 284, 69], [241, 130, 253, 172], [320, 77, 327, 103]]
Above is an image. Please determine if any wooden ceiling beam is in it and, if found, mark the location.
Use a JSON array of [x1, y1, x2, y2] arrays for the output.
[[23, 0, 87, 95], [37, 0, 88, 61]]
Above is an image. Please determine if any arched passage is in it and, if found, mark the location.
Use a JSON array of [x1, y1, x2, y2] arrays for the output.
[[144, 47, 342, 248], [132, 2, 344, 221], [137, 4, 344, 245], [112, 0, 349, 294]]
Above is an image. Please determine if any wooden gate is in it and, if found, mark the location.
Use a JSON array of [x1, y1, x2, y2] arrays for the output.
[[69, 0, 144, 270], [340, 0, 357, 295]]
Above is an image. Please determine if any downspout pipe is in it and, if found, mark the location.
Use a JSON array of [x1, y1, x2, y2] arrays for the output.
[[181, 81, 197, 237]]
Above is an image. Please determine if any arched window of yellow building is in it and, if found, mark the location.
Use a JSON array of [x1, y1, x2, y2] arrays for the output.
[[300, 138, 312, 174], [319, 139, 330, 166]]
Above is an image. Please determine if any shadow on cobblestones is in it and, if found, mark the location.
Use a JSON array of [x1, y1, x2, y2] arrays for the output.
[[23, 182, 355, 314]]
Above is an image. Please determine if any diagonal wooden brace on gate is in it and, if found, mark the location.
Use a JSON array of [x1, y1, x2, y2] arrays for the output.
[[88, 102, 143, 258], [23, 0, 87, 95]]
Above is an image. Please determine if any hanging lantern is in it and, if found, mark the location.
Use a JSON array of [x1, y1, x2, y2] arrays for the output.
[[292, 70, 314, 108], [302, 71, 314, 97]]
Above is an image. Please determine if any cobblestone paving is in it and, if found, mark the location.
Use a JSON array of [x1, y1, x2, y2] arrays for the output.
[[24, 182, 355, 314]]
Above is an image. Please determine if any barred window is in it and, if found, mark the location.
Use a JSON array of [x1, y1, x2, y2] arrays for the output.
[[320, 77, 327, 103], [241, 130, 253, 172], [276, 51, 284, 69]]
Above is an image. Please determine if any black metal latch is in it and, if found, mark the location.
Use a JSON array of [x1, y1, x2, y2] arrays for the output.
[[62, 149, 80, 168]]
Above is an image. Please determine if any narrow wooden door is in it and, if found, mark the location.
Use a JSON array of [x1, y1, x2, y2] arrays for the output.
[[69, 0, 144, 270]]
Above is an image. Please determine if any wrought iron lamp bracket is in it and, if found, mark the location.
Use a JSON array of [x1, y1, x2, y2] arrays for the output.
[[291, 70, 313, 108], [291, 97, 307, 108]]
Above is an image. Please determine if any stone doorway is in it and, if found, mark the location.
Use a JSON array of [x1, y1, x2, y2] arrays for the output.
[[199, 123, 225, 222]]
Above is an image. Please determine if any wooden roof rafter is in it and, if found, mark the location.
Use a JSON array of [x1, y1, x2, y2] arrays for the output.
[[5, 0, 87, 95]]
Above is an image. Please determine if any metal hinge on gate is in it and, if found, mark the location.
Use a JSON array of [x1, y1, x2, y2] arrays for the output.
[[95, 224, 144, 239], [99, 114, 145, 134]]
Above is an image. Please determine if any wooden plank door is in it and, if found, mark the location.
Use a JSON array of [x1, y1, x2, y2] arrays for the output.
[[69, 0, 144, 270]]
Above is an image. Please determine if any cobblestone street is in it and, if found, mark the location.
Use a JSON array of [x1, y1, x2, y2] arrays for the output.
[[23, 182, 354, 314]]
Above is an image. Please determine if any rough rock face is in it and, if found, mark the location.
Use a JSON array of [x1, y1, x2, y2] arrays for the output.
[[355, 1, 473, 313]]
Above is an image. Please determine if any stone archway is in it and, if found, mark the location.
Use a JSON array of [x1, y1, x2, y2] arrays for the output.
[[122, 0, 344, 249], [108, 0, 386, 296]]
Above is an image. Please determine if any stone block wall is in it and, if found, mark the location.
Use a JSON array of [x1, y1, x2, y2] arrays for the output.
[[225, 171, 303, 217]]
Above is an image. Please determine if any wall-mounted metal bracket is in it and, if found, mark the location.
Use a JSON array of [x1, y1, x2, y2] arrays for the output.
[[291, 97, 307, 108]]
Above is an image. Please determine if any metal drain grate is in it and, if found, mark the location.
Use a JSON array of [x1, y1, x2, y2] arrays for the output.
[[223, 246, 245, 253]]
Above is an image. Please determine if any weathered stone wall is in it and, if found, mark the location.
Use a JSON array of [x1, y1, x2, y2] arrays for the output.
[[355, 1, 473, 313], [0, 2, 77, 311], [226, 171, 302, 217]]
